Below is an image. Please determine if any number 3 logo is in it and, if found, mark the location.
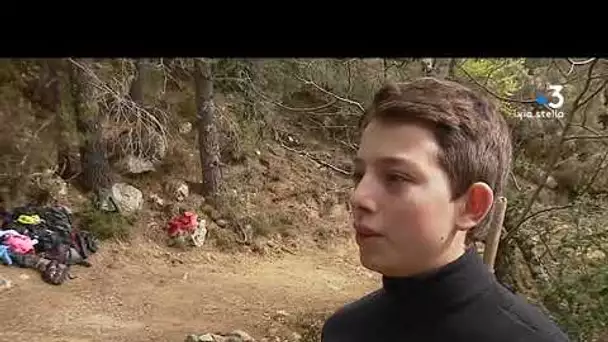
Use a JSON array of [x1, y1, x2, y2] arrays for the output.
[[547, 85, 565, 109]]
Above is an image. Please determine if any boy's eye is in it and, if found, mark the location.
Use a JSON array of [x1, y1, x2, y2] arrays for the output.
[[385, 173, 410, 184]]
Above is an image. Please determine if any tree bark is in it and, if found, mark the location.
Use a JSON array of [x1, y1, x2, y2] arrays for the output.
[[420, 58, 453, 79], [382, 59, 389, 82], [129, 58, 148, 105], [45, 59, 71, 178], [193, 58, 221, 200], [67, 59, 113, 195], [448, 58, 458, 80], [483, 197, 508, 272], [494, 239, 522, 291]]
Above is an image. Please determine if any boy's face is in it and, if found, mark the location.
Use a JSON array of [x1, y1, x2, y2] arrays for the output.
[[351, 120, 469, 277]]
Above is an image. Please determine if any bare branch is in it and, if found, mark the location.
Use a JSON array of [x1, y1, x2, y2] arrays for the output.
[[346, 60, 353, 93], [510, 171, 522, 191], [524, 204, 573, 226], [567, 57, 597, 66], [294, 75, 366, 113], [68, 58, 170, 162], [570, 123, 608, 136], [503, 203, 572, 249], [551, 59, 570, 80], [483, 60, 510, 86], [579, 150, 608, 194], [271, 97, 338, 113], [579, 79, 608, 107], [505, 59, 600, 243], [242, 74, 340, 114], [272, 137, 350, 176], [537, 230, 558, 262], [563, 134, 608, 142], [561, 58, 600, 81], [17, 118, 54, 176], [457, 65, 537, 104]]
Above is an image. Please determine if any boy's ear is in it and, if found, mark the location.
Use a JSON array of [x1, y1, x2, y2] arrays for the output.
[[454, 182, 494, 232]]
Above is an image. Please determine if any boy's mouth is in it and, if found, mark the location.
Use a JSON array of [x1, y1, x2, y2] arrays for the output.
[[354, 223, 383, 237]]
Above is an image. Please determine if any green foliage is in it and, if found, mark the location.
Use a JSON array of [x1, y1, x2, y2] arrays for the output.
[[458, 58, 527, 96], [527, 195, 608, 341], [76, 203, 136, 240], [456, 58, 529, 117], [542, 263, 608, 341]]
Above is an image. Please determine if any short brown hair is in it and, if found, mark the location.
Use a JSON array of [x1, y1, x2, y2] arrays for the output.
[[361, 77, 512, 241]]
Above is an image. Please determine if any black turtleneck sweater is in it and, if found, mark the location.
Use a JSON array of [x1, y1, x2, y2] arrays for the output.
[[321, 248, 570, 342]]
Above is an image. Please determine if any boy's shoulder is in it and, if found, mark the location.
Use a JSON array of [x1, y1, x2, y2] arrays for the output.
[[321, 283, 571, 342], [321, 289, 388, 338], [480, 284, 571, 341]]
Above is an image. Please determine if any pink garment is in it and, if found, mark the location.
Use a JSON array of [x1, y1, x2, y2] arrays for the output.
[[4, 234, 35, 254]]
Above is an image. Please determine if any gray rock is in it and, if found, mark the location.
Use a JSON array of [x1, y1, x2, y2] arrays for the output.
[[116, 155, 156, 174], [110, 183, 144, 214], [179, 122, 193, 134], [0, 279, 13, 292], [211, 334, 228, 342], [184, 333, 215, 342], [227, 330, 255, 341], [165, 180, 189, 202], [545, 175, 558, 189], [199, 334, 216, 342], [35, 169, 68, 198], [185, 335, 200, 342], [149, 193, 165, 207]]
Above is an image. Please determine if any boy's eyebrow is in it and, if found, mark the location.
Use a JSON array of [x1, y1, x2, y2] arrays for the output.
[[353, 156, 424, 174]]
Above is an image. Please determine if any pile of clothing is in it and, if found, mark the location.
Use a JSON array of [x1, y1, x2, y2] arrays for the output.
[[0, 205, 100, 285], [166, 211, 207, 248]]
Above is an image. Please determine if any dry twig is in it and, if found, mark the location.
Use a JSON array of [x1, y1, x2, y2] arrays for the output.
[[271, 134, 350, 176], [294, 75, 366, 113], [457, 66, 537, 105], [504, 59, 600, 243], [68, 58, 170, 161]]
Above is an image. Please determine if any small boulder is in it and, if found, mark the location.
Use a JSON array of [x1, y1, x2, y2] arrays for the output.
[[0, 278, 13, 292], [149, 193, 165, 207], [165, 180, 189, 202], [111, 183, 144, 214], [116, 155, 156, 174], [227, 330, 255, 342], [179, 122, 193, 134], [545, 175, 558, 189]]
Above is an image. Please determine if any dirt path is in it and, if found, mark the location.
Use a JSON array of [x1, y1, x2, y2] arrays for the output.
[[0, 239, 379, 342]]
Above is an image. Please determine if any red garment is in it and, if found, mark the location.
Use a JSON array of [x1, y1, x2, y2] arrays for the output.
[[166, 212, 198, 237]]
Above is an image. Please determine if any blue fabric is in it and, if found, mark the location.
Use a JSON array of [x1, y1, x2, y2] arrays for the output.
[[0, 245, 12, 265]]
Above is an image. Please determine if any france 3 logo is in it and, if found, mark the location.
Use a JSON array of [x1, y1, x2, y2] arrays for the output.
[[517, 85, 565, 120]]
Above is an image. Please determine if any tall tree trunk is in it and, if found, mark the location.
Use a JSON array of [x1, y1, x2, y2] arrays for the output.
[[494, 239, 522, 291], [193, 58, 221, 200], [68, 59, 114, 197], [421, 58, 452, 79], [130, 58, 148, 105], [382, 59, 389, 82], [448, 58, 458, 80], [47, 59, 78, 180]]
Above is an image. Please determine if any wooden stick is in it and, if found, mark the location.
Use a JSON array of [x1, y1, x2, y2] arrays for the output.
[[483, 196, 508, 272]]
